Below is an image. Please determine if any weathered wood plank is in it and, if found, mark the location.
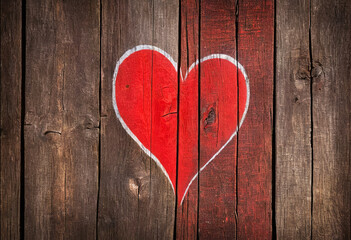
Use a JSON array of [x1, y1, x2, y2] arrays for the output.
[[311, 0, 351, 238], [99, 0, 178, 239], [198, 0, 238, 239], [237, 0, 274, 238], [25, 0, 100, 239], [176, 0, 199, 239], [276, 0, 312, 238], [0, 0, 22, 239]]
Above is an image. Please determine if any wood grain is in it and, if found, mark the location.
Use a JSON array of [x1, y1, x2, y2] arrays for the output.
[[276, 0, 312, 239], [0, 1, 350, 238], [237, 0, 273, 238], [198, 0, 238, 239], [0, 0, 22, 239], [176, 0, 199, 239], [311, 0, 351, 238], [25, 0, 100, 239], [99, 0, 178, 239]]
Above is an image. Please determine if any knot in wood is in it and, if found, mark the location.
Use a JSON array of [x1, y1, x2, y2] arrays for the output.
[[311, 63, 324, 78], [296, 68, 310, 80], [128, 178, 140, 197], [82, 115, 100, 130], [204, 107, 216, 128], [128, 177, 149, 200]]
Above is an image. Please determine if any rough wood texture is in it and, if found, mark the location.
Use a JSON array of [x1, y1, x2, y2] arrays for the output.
[[99, 0, 178, 239], [0, 0, 22, 239], [198, 0, 238, 239], [25, 0, 100, 239], [276, 0, 351, 239], [311, 0, 351, 238], [1, 1, 350, 239], [237, 0, 273, 238], [276, 0, 312, 239], [176, 0, 199, 239]]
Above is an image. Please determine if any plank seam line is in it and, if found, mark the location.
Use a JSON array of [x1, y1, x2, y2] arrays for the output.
[[149, 0, 155, 206], [20, 0, 26, 238], [173, 0, 182, 238], [197, 0, 201, 237], [272, 0, 277, 238], [96, 0, 102, 239], [308, 0, 314, 238], [235, 0, 239, 237]]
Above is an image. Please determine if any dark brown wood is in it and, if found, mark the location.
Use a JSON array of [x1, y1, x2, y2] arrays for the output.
[[276, 0, 312, 239], [24, 0, 100, 239], [237, 0, 273, 238], [311, 0, 351, 238], [0, 0, 22, 239], [99, 0, 178, 239]]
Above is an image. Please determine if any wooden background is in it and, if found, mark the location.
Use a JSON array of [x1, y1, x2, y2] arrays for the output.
[[0, 0, 350, 239]]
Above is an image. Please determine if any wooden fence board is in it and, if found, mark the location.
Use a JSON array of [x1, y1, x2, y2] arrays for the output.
[[237, 0, 273, 238], [276, 0, 312, 239], [176, 0, 199, 239], [0, 0, 22, 239], [25, 0, 100, 239], [99, 0, 178, 238], [198, 0, 238, 239], [311, 0, 351, 238]]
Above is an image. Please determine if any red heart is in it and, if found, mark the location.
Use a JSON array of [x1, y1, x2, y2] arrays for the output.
[[113, 45, 249, 205]]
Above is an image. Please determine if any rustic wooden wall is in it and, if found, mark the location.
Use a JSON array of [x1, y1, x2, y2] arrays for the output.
[[0, 0, 350, 239], [276, 0, 351, 239]]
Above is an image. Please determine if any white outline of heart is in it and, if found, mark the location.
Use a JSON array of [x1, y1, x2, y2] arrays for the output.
[[112, 45, 250, 205]]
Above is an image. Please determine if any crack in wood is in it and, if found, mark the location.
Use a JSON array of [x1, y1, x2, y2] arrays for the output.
[[44, 130, 62, 136]]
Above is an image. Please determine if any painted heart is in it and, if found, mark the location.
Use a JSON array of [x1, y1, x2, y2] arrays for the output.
[[113, 45, 249, 205]]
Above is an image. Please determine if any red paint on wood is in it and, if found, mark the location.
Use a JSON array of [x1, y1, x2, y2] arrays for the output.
[[198, 0, 238, 238], [113, 2, 273, 238], [176, 0, 200, 237], [114, 48, 178, 191], [237, 0, 274, 238], [114, 47, 248, 205], [179, 57, 248, 205]]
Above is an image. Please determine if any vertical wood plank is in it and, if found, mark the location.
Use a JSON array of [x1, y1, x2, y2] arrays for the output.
[[25, 0, 100, 239], [99, 0, 178, 239], [199, 1, 238, 238], [176, 0, 199, 239], [276, 0, 312, 238], [311, 0, 351, 238], [0, 0, 22, 239], [237, 0, 274, 238]]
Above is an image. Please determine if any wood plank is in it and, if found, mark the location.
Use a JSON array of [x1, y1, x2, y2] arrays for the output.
[[99, 0, 178, 238], [25, 0, 100, 239], [237, 0, 274, 238], [198, 1, 238, 238], [176, 0, 199, 239], [311, 0, 351, 238], [0, 0, 22, 239], [276, 0, 312, 238]]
